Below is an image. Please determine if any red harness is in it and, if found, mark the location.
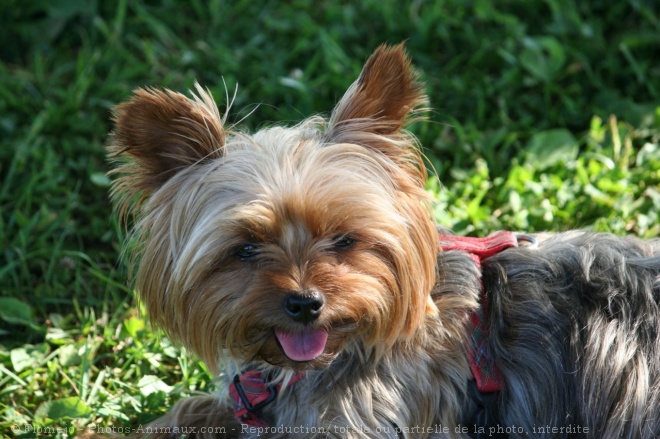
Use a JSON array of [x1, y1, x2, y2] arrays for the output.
[[229, 232, 517, 425], [440, 231, 518, 393], [229, 370, 304, 427]]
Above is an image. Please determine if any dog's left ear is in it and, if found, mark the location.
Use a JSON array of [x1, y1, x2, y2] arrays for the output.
[[327, 43, 426, 147]]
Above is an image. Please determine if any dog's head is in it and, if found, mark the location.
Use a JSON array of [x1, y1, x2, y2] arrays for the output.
[[109, 44, 438, 372]]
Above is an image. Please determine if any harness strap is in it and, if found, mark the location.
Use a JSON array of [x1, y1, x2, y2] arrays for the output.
[[229, 370, 304, 427], [440, 231, 519, 393], [439, 232, 518, 269]]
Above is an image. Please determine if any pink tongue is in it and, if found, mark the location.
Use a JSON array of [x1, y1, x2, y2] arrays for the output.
[[275, 329, 328, 362]]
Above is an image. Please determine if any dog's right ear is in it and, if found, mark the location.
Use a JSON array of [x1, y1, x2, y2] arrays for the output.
[[108, 84, 224, 216]]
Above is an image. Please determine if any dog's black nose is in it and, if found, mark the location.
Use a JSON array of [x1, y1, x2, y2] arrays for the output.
[[283, 291, 325, 323]]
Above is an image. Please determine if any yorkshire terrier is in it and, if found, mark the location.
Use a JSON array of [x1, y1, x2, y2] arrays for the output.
[[107, 44, 660, 438]]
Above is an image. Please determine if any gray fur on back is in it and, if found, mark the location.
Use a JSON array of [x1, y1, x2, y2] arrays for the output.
[[446, 231, 660, 438]]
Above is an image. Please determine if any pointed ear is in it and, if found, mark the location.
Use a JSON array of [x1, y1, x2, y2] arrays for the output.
[[327, 43, 427, 139], [108, 84, 224, 213]]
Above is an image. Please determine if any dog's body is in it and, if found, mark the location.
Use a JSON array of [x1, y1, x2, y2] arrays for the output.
[[108, 45, 660, 438]]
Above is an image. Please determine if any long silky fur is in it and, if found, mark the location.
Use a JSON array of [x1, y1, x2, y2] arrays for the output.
[[482, 232, 660, 438]]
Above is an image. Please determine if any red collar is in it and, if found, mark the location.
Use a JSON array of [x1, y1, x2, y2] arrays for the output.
[[440, 231, 519, 393], [229, 370, 304, 427], [229, 232, 518, 426]]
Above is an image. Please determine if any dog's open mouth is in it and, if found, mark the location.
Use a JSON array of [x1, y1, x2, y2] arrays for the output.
[[275, 328, 328, 362]]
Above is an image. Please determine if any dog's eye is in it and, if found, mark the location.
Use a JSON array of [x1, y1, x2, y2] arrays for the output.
[[235, 244, 260, 259], [333, 236, 355, 249]]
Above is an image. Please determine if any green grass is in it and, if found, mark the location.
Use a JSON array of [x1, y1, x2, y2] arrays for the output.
[[1, 1, 658, 437]]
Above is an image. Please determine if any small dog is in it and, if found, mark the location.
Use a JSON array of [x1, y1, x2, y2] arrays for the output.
[[108, 44, 660, 438]]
